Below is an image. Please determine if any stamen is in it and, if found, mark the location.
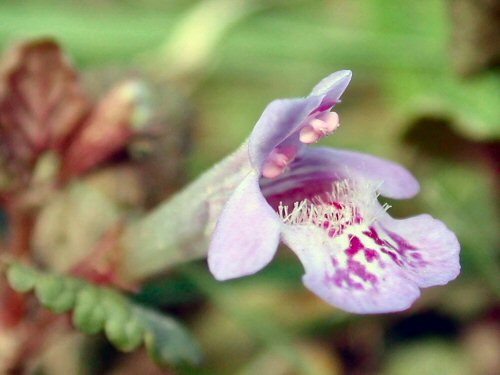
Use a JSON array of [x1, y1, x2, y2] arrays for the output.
[[278, 179, 389, 238], [262, 146, 297, 179], [299, 111, 340, 144]]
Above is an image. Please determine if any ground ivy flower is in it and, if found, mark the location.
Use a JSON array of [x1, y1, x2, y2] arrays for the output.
[[208, 70, 460, 314]]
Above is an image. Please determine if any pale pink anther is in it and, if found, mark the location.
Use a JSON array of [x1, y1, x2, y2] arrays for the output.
[[262, 146, 297, 179], [299, 111, 340, 144]]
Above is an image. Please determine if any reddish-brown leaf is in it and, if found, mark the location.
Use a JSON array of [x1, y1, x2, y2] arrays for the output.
[[0, 39, 88, 170]]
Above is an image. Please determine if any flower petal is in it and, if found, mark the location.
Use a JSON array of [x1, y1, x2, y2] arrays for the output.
[[282, 225, 421, 313], [293, 148, 420, 199], [260, 147, 419, 205], [208, 172, 282, 280], [309, 70, 352, 105], [248, 98, 320, 170], [377, 214, 460, 288], [248, 70, 352, 172]]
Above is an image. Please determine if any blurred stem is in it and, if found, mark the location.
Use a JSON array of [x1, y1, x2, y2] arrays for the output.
[[144, 0, 261, 92], [0, 282, 25, 328], [119, 142, 251, 282], [5, 201, 35, 259], [0, 200, 35, 328]]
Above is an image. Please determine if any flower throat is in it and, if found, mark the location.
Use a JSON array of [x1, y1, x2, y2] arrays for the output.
[[277, 179, 390, 238]]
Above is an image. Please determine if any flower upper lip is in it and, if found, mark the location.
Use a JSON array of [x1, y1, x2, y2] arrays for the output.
[[248, 70, 352, 173]]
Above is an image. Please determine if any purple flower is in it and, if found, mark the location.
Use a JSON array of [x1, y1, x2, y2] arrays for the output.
[[207, 71, 460, 314]]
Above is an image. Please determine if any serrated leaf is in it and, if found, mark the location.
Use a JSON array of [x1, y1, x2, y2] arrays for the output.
[[105, 315, 143, 352], [122, 319, 145, 351], [138, 306, 202, 366], [73, 287, 106, 334], [36, 275, 83, 313], [99, 288, 129, 319], [6, 263, 37, 292], [4, 263, 201, 367], [35, 274, 65, 307], [48, 289, 77, 314]]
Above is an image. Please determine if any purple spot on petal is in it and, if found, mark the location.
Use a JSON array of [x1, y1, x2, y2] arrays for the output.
[[363, 227, 386, 247], [332, 202, 343, 210], [364, 248, 378, 263], [378, 226, 430, 268], [353, 215, 363, 224], [324, 253, 378, 291], [346, 235, 364, 257], [385, 229, 418, 254], [313, 100, 337, 113], [348, 259, 378, 284], [350, 281, 363, 289], [325, 269, 363, 290], [381, 248, 404, 266]]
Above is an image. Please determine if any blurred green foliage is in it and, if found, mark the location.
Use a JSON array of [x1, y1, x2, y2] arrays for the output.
[[6, 263, 201, 366], [0, 0, 498, 374]]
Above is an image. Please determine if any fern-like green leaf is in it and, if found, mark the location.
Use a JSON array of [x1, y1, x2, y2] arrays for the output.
[[6, 263, 37, 292], [5, 263, 201, 367]]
